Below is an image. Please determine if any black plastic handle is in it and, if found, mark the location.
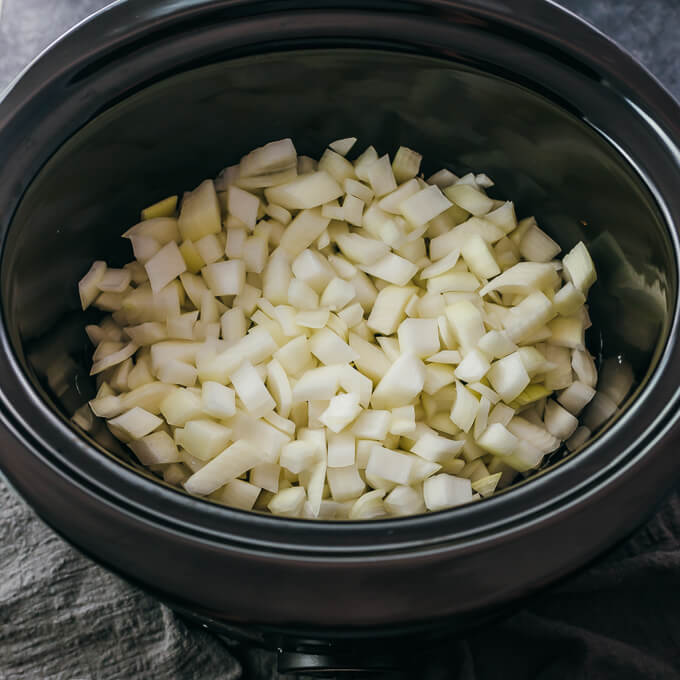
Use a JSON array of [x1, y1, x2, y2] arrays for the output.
[[278, 651, 407, 677]]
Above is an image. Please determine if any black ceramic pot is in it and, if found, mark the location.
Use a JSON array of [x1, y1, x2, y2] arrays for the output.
[[1, 0, 679, 673]]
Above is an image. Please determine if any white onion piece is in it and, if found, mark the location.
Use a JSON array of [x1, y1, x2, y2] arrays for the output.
[[557, 381, 596, 415], [543, 399, 579, 440], [423, 474, 472, 511]]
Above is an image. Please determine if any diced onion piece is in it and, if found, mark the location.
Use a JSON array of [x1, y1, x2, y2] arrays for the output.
[[479, 262, 558, 297], [180, 419, 232, 460], [130, 431, 180, 465], [349, 489, 386, 519], [265, 203, 292, 226], [461, 233, 501, 279], [485, 201, 517, 234], [178, 180, 221, 242], [242, 234, 268, 273], [366, 154, 398, 197], [454, 348, 491, 383], [421, 249, 461, 278], [351, 410, 391, 440], [506, 416, 560, 455], [265, 171, 343, 210], [427, 272, 480, 295], [184, 441, 261, 496], [384, 485, 426, 516], [339, 365, 373, 408], [444, 184, 494, 216], [97, 268, 131, 294], [239, 139, 296, 177], [423, 474, 472, 511], [582, 391, 618, 430], [226, 186, 258, 229], [288, 278, 319, 310], [557, 380, 596, 415], [400, 185, 452, 228], [201, 381, 236, 419], [411, 432, 463, 462], [319, 392, 362, 433], [566, 425, 591, 451], [543, 399, 579, 440], [108, 407, 162, 440], [279, 209, 331, 258], [427, 168, 458, 189], [468, 382, 500, 405], [366, 446, 413, 485], [476, 422, 518, 456], [571, 349, 598, 388], [446, 300, 485, 353], [450, 382, 479, 433], [327, 431, 356, 468], [318, 148, 356, 183], [371, 353, 426, 409], [217, 479, 261, 511], [548, 316, 585, 349], [487, 352, 530, 403], [202, 260, 245, 296], [156, 359, 197, 386], [554, 282, 586, 316], [309, 327, 357, 365], [344, 178, 374, 203], [426, 350, 462, 365], [327, 465, 366, 501], [503, 291, 555, 344], [378, 178, 420, 214], [141, 195, 178, 220], [250, 463, 280, 493], [471, 473, 502, 497], [477, 330, 516, 359], [280, 440, 319, 474], [79, 261, 107, 310], [337, 302, 364, 328], [320, 277, 356, 311], [343, 195, 365, 227], [519, 223, 561, 262], [90, 341, 139, 375], [360, 253, 418, 286], [392, 146, 422, 183], [487, 402, 515, 427], [267, 486, 306, 517], [296, 308, 330, 329], [387, 405, 414, 436], [292, 366, 342, 402], [231, 361, 276, 416], [367, 285, 414, 336], [562, 241, 597, 293], [329, 137, 357, 156], [396, 318, 439, 358], [336, 232, 389, 265]]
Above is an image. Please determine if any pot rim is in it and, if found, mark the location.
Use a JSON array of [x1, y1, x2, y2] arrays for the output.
[[1, 0, 679, 558]]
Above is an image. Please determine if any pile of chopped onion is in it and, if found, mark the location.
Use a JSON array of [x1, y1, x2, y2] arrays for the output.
[[75, 137, 622, 520]]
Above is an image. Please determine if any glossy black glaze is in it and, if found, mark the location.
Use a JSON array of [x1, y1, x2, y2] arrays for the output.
[[0, 0, 679, 651]]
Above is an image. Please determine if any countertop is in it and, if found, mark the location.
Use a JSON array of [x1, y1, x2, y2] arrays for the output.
[[1, 2, 679, 679]]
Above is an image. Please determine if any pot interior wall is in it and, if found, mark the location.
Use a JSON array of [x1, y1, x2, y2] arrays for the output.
[[3, 49, 673, 480]]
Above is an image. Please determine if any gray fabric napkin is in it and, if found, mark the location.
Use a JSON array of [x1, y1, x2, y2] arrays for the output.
[[0, 478, 244, 680]]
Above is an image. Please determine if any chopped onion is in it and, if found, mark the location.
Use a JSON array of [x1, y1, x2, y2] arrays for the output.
[[79, 137, 606, 519]]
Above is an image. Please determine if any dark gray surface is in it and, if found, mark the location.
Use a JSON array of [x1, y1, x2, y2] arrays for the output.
[[1, 2, 679, 679]]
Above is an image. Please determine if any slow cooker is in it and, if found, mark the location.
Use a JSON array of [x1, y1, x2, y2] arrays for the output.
[[1, 0, 679, 673]]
